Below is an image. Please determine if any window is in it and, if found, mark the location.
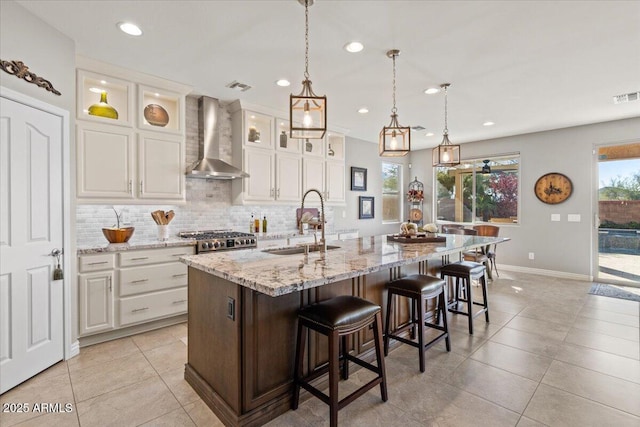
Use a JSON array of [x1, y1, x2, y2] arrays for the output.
[[435, 155, 519, 224], [382, 162, 402, 222]]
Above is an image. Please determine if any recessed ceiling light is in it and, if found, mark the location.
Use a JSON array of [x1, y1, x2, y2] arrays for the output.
[[344, 41, 364, 53], [357, 107, 369, 114], [483, 121, 495, 126], [117, 22, 143, 36], [425, 132, 434, 137], [276, 79, 291, 87], [424, 87, 440, 95]]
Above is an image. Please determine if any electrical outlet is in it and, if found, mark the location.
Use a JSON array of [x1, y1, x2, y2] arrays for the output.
[[528, 252, 535, 260]]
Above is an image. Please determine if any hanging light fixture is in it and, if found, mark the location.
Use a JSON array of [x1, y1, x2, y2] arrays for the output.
[[481, 159, 491, 174], [379, 49, 410, 156], [290, 0, 326, 139], [432, 83, 461, 167]]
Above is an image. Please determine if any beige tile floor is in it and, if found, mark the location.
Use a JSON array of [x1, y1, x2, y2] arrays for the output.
[[1, 271, 639, 427]]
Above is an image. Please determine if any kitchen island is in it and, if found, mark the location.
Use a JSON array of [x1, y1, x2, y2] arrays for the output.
[[181, 234, 508, 427]]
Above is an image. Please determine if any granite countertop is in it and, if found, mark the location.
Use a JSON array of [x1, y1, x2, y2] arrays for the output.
[[181, 234, 509, 297], [256, 228, 359, 241], [77, 237, 196, 254]]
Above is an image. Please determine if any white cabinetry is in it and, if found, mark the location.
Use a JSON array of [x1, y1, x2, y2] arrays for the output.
[[230, 100, 345, 206], [75, 57, 190, 204], [78, 245, 194, 341], [78, 253, 115, 336]]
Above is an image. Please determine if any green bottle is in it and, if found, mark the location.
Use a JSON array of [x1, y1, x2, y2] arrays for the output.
[[88, 91, 119, 120], [262, 216, 267, 233]]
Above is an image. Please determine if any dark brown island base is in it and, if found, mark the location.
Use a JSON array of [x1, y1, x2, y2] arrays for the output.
[[181, 234, 508, 427]]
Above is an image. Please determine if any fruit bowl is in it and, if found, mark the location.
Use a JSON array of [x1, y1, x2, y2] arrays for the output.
[[102, 227, 135, 243]]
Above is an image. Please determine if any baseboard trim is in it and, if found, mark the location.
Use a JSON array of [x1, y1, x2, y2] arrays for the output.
[[68, 340, 80, 359], [499, 264, 592, 281], [78, 314, 188, 348]]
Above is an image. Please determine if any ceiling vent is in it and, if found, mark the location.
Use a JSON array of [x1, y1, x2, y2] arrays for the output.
[[226, 80, 252, 92], [613, 91, 639, 104], [411, 125, 426, 131]]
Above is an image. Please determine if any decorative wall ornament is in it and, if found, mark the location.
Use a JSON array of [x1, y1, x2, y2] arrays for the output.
[[0, 59, 62, 96]]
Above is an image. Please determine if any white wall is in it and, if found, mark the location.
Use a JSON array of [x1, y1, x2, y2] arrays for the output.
[[334, 136, 412, 237], [1, 1, 78, 340], [410, 117, 640, 278]]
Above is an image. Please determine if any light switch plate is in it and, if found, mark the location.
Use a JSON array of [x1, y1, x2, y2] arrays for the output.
[[567, 214, 581, 222], [551, 214, 561, 222]]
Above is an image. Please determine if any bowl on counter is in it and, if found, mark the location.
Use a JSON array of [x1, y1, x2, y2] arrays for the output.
[[102, 227, 135, 243]]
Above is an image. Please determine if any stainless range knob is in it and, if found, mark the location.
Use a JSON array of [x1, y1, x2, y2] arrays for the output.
[[201, 243, 208, 250], [250, 238, 256, 244], [238, 239, 245, 245], [207, 242, 214, 249], [213, 241, 221, 248]]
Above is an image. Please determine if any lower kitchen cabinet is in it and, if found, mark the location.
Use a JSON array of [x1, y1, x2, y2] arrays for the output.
[[78, 245, 194, 341]]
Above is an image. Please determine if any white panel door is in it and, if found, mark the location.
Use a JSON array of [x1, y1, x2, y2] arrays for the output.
[[138, 133, 184, 200], [326, 161, 345, 203], [0, 96, 64, 393], [244, 148, 275, 201], [302, 157, 325, 195], [78, 271, 114, 336]]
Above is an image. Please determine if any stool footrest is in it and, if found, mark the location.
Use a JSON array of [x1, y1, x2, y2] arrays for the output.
[[297, 369, 384, 410]]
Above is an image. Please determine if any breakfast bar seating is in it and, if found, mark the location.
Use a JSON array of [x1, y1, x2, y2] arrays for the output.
[[384, 274, 451, 372], [440, 261, 489, 335], [292, 295, 388, 427]]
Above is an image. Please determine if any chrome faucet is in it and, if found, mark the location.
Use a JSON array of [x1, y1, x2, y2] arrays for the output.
[[300, 188, 326, 253]]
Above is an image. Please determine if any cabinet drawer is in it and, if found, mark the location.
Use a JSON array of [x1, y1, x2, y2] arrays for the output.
[[119, 287, 187, 326], [79, 253, 115, 273], [119, 262, 187, 297], [118, 246, 194, 267]]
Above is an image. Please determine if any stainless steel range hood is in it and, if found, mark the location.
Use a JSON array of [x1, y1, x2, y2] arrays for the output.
[[186, 96, 248, 180]]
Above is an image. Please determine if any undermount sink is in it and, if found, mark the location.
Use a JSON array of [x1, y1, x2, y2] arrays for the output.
[[262, 245, 341, 256]]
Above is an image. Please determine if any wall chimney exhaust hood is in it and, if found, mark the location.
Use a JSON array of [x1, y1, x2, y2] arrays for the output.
[[186, 96, 248, 180]]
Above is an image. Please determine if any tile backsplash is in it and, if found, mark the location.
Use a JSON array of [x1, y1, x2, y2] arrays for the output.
[[76, 96, 334, 244]]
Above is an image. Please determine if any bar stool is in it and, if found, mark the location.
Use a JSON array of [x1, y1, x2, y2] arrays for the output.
[[384, 275, 451, 372], [292, 295, 388, 427], [440, 261, 489, 335]]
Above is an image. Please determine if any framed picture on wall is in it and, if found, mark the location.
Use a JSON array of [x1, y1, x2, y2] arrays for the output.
[[351, 167, 367, 191], [359, 196, 374, 219]]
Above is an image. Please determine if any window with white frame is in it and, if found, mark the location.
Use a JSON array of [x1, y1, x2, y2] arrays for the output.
[[382, 162, 402, 222], [435, 155, 519, 224]]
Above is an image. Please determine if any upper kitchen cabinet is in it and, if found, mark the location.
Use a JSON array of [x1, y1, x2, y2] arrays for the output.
[[77, 69, 134, 127], [243, 111, 273, 150], [325, 132, 345, 161], [275, 119, 302, 154], [138, 85, 183, 134], [75, 56, 191, 204]]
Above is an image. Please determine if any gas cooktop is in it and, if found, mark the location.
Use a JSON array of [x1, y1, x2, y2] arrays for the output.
[[179, 230, 256, 253]]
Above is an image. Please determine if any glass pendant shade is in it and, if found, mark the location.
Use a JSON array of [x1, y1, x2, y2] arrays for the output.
[[432, 133, 460, 166], [290, 0, 326, 139], [432, 83, 460, 167], [290, 80, 326, 139], [380, 49, 410, 157], [379, 113, 410, 156]]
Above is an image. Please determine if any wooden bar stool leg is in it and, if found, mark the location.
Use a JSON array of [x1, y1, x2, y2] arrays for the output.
[[466, 276, 474, 335], [418, 294, 426, 372], [481, 273, 490, 322], [372, 312, 388, 401], [328, 331, 340, 427], [292, 321, 306, 410], [439, 292, 451, 351], [341, 335, 349, 380], [384, 291, 394, 356]]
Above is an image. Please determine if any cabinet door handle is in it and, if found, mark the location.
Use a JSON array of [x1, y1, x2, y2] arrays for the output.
[[277, 188, 280, 198], [130, 257, 149, 261], [128, 180, 132, 194], [172, 299, 187, 304], [270, 188, 274, 197], [130, 279, 149, 283], [172, 253, 189, 257], [88, 261, 108, 265], [108, 276, 112, 292], [131, 307, 149, 313], [140, 181, 143, 194], [172, 273, 187, 278]]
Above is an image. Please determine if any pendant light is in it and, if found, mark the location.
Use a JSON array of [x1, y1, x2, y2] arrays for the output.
[[432, 83, 460, 167], [379, 49, 410, 156], [290, 0, 326, 139]]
